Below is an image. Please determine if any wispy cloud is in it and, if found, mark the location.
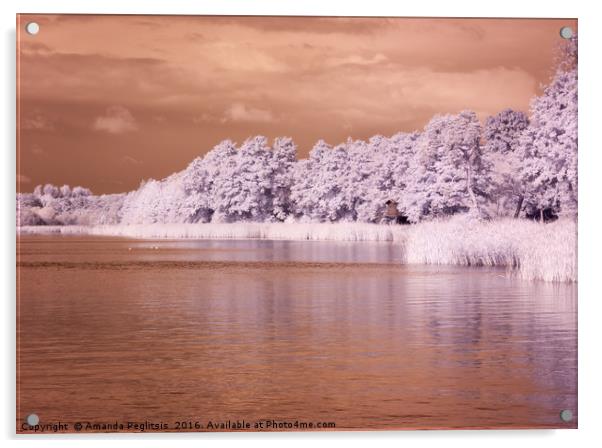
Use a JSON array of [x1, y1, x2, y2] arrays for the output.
[[329, 53, 388, 67], [192, 113, 214, 124], [221, 103, 275, 123], [31, 144, 46, 156], [22, 113, 54, 131], [17, 174, 31, 184], [122, 155, 142, 165], [93, 106, 138, 134]]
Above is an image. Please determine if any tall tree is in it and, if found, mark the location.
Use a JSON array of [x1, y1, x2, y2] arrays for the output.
[[406, 111, 490, 221], [291, 140, 354, 222], [211, 136, 274, 222], [518, 36, 577, 219], [482, 109, 530, 217], [271, 137, 297, 221]]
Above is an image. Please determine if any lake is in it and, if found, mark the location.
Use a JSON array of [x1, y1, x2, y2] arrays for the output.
[[16, 235, 577, 431]]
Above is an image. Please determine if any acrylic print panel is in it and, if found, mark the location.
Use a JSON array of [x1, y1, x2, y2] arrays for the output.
[[16, 15, 577, 433]]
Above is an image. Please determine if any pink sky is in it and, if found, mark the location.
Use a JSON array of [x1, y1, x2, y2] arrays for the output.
[[17, 15, 577, 194]]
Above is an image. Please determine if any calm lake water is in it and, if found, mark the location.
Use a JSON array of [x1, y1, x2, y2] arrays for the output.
[[17, 235, 577, 431]]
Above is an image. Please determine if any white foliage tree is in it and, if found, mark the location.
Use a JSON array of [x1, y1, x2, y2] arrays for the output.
[[375, 132, 420, 222], [271, 137, 297, 221], [291, 140, 355, 222], [518, 36, 577, 220], [210, 136, 274, 222], [342, 133, 419, 223], [483, 109, 530, 218], [18, 183, 122, 225], [405, 111, 491, 222], [120, 176, 185, 224]]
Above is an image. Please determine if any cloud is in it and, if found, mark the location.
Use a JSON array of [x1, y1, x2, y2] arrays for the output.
[[122, 155, 142, 165], [93, 106, 138, 134], [17, 174, 31, 184], [192, 113, 213, 124], [329, 53, 388, 67], [31, 144, 46, 156], [221, 103, 275, 123], [22, 113, 54, 131], [20, 41, 53, 56], [206, 16, 396, 36]]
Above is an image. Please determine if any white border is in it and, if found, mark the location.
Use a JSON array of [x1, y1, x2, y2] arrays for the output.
[[3, 1, 601, 447]]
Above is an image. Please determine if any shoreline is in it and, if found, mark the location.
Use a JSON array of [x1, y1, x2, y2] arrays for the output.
[[16, 218, 577, 283]]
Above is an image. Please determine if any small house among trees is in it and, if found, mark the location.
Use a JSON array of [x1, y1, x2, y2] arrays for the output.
[[383, 200, 410, 225]]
